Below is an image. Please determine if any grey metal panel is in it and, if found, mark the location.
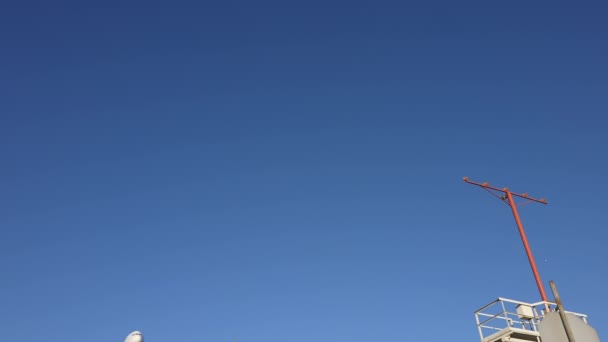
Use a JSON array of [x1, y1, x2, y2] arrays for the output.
[[539, 312, 600, 342]]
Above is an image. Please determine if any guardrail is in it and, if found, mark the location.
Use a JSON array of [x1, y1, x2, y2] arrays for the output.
[[474, 298, 588, 342]]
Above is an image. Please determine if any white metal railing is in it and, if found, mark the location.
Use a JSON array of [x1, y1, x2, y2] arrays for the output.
[[474, 298, 588, 342]]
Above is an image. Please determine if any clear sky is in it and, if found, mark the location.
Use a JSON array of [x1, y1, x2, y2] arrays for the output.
[[1, 1, 607, 342]]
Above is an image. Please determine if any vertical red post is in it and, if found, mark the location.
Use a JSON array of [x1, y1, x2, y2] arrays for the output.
[[506, 190, 548, 302]]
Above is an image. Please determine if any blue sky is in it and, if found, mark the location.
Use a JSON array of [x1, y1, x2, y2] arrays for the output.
[[1, 1, 607, 341]]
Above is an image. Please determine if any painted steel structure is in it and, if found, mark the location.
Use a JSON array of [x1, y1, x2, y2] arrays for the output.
[[463, 177, 548, 302], [474, 298, 588, 342]]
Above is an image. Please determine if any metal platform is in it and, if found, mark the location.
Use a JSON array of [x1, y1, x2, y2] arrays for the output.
[[475, 298, 588, 342]]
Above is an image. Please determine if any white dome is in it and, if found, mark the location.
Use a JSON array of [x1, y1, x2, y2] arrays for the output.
[[124, 331, 143, 342]]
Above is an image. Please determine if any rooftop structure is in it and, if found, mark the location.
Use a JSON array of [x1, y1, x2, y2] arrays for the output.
[[475, 298, 592, 342]]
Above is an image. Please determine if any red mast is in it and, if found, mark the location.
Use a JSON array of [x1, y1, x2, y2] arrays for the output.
[[463, 177, 548, 302]]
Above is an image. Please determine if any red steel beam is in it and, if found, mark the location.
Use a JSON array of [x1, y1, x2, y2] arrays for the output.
[[463, 177, 547, 204], [463, 177, 549, 302]]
